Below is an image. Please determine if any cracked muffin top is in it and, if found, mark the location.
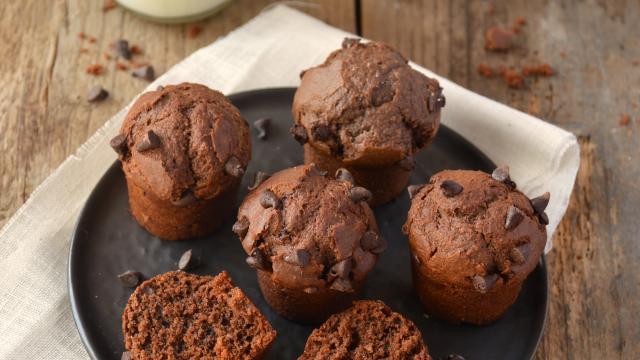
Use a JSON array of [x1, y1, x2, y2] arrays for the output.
[[111, 83, 251, 203], [233, 164, 384, 293], [403, 169, 548, 292], [291, 38, 444, 167]]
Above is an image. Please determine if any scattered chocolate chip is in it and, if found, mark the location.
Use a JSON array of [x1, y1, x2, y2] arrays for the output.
[[471, 275, 488, 293], [132, 65, 155, 81], [485, 26, 515, 51], [121, 351, 132, 360], [156, 85, 164, 91], [87, 85, 109, 102], [253, 118, 271, 140], [291, 124, 308, 144], [117, 270, 141, 288], [115, 39, 132, 60], [312, 124, 332, 141], [330, 277, 353, 292], [397, 156, 415, 171], [335, 168, 354, 184], [232, 217, 249, 238], [248, 171, 271, 191], [284, 249, 310, 267], [303, 287, 318, 294], [178, 249, 199, 271], [530, 192, 550, 215], [224, 156, 244, 177], [172, 191, 198, 207], [505, 206, 524, 230], [407, 184, 425, 200], [440, 180, 463, 197], [509, 247, 525, 265], [538, 211, 549, 225], [329, 259, 352, 279], [136, 130, 161, 152], [360, 231, 386, 254], [246, 248, 270, 271], [349, 186, 372, 203], [109, 134, 128, 156], [259, 189, 281, 209], [342, 37, 361, 48], [492, 165, 517, 189]]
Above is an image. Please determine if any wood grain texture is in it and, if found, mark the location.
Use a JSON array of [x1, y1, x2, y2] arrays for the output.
[[0, 0, 354, 226], [362, 0, 639, 358]]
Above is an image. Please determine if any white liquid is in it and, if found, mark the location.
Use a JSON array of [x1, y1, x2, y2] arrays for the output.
[[117, 0, 231, 19]]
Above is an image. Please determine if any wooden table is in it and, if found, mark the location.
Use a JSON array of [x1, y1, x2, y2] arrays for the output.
[[1, 1, 637, 358]]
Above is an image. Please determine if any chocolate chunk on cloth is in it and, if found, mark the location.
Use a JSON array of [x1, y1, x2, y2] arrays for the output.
[[87, 85, 109, 102]]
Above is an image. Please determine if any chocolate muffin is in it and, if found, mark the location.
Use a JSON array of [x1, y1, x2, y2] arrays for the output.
[[299, 300, 431, 360], [403, 168, 549, 325], [292, 38, 444, 206], [122, 271, 276, 359], [110, 83, 251, 240], [233, 164, 384, 324]]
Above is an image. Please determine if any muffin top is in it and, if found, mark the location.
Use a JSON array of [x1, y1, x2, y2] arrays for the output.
[[403, 168, 548, 292], [292, 38, 443, 167], [234, 164, 384, 293], [110, 83, 251, 204], [299, 300, 431, 360]]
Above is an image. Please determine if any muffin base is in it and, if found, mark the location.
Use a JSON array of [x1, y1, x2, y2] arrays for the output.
[[257, 270, 361, 325], [126, 175, 238, 240], [304, 144, 411, 207]]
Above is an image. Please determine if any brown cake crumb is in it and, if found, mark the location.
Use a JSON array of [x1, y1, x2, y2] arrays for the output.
[[619, 114, 631, 127], [103, 0, 117, 12], [130, 44, 143, 55], [476, 63, 494, 77], [485, 26, 515, 51], [187, 25, 202, 39], [522, 64, 554, 77], [88, 36, 97, 44], [116, 62, 128, 71], [503, 69, 524, 88], [86, 63, 104, 75]]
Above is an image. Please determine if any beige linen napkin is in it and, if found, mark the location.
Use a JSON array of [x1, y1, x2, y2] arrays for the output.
[[0, 5, 579, 359]]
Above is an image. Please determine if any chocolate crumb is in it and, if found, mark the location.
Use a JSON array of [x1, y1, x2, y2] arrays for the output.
[[312, 124, 332, 141], [248, 171, 271, 191], [503, 69, 524, 88], [86, 63, 104, 75], [87, 85, 109, 102], [187, 25, 202, 39], [132, 65, 155, 81], [290, 124, 308, 144], [440, 180, 463, 197], [103, 0, 117, 12], [477, 63, 494, 77], [224, 156, 244, 177], [485, 26, 515, 51], [253, 118, 271, 140], [178, 249, 199, 271], [407, 184, 425, 200], [118, 271, 142, 288], [136, 130, 161, 152], [130, 45, 143, 55], [115, 39, 132, 60], [522, 64, 554, 77], [505, 206, 524, 230], [109, 134, 127, 156], [259, 189, 281, 209], [349, 186, 372, 203], [116, 62, 128, 71], [619, 114, 631, 127]]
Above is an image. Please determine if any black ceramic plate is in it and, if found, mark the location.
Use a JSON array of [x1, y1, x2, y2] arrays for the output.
[[69, 88, 547, 360]]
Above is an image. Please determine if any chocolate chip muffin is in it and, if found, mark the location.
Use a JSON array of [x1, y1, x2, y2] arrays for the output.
[[299, 300, 431, 360], [122, 271, 276, 359], [292, 38, 444, 206], [233, 164, 384, 324], [403, 168, 549, 324], [110, 83, 251, 240]]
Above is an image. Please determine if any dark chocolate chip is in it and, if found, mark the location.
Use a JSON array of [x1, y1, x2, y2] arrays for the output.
[[509, 247, 525, 265], [329, 277, 353, 292], [407, 184, 425, 200], [224, 156, 244, 177], [172, 191, 197, 207], [312, 124, 332, 141], [303, 287, 318, 294], [87, 85, 109, 102], [136, 130, 161, 152], [342, 37, 361, 49], [505, 206, 524, 230], [492, 165, 517, 189], [253, 118, 271, 140], [232, 217, 249, 238], [335, 168, 354, 185], [538, 211, 549, 225], [259, 189, 281, 209], [110, 134, 128, 156], [437, 92, 446, 109], [117, 270, 141, 288], [132, 65, 155, 81], [290, 124, 308, 144], [360, 231, 386, 254], [349, 186, 372, 203], [397, 156, 415, 171], [530, 192, 551, 215], [248, 171, 271, 191], [284, 249, 310, 267], [121, 351, 132, 360], [440, 180, 463, 197], [178, 249, 199, 271], [246, 248, 270, 271], [115, 39, 131, 60], [329, 259, 352, 279]]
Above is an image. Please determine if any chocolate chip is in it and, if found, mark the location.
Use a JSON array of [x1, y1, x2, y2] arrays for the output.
[[530, 192, 551, 215], [136, 130, 161, 152], [259, 189, 281, 209], [491, 165, 517, 189], [303, 287, 318, 294], [509, 247, 525, 265], [224, 156, 244, 178], [360, 231, 386, 254], [312, 124, 332, 141], [440, 180, 463, 197], [397, 156, 415, 171], [117, 270, 141, 288], [248, 171, 271, 191], [132, 65, 155, 81], [329, 278, 353, 292], [121, 351, 132, 360], [110, 134, 128, 156], [253, 118, 271, 140], [342, 37, 361, 49], [87, 85, 109, 102], [335, 168, 355, 185], [178, 249, 199, 271], [407, 184, 425, 200], [115, 39, 132, 60], [284, 249, 310, 267], [246, 248, 270, 271], [290, 124, 308, 144], [538, 211, 549, 225], [172, 191, 197, 207], [232, 217, 249, 238], [505, 206, 524, 230], [329, 259, 352, 279], [349, 186, 372, 203], [427, 93, 445, 113]]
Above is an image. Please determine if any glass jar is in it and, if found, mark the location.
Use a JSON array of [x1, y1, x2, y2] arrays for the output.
[[116, 0, 235, 24]]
